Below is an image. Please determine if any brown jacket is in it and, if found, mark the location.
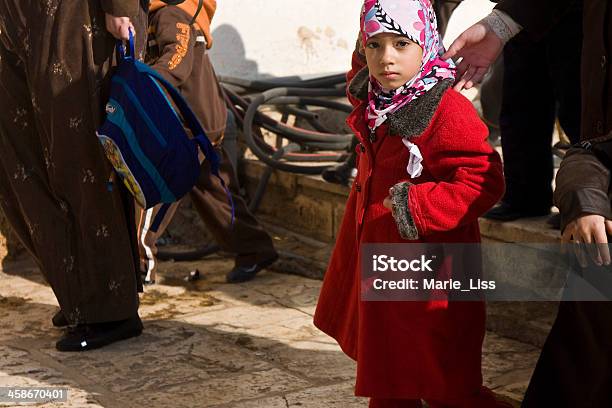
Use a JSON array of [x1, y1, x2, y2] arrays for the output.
[[497, 0, 611, 142], [150, 0, 217, 48]]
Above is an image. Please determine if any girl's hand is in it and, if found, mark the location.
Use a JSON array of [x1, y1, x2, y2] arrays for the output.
[[562, 214, 612, 267], [383, 188, 393, 210], [105, 14, 135, 41]]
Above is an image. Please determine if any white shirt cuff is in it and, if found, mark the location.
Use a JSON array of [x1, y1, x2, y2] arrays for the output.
[[482, 10, 523, 44]]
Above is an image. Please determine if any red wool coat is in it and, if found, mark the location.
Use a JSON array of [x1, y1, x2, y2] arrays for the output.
[[313, 63, 504, 401]]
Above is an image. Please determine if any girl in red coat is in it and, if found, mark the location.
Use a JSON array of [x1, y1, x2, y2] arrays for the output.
[[314, 1, 508, 407]]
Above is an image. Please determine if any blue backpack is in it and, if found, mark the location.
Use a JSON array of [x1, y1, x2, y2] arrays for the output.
[[97, 33, 232, 220]]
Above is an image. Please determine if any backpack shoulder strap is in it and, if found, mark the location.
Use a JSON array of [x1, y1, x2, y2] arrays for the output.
[[191, 0, 204, 25], [158, 0, 204, 25]]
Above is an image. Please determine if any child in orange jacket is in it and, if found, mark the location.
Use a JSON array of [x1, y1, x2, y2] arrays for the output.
[[138, 0, 278, 285]]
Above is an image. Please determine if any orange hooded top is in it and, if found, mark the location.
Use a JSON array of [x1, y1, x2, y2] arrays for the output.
[[150, 0, 217, 48]]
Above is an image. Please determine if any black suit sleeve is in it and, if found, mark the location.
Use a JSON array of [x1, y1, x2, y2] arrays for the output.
[[495, 0, 575, 40]]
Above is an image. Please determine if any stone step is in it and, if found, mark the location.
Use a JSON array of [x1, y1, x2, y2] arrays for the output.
[[239, 159, 561, 245]]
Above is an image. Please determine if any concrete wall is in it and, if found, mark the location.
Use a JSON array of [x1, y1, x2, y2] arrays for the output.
[[208, 0, 496, 80]]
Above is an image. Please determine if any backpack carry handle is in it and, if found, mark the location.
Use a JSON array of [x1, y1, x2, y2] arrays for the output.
[[116, 29, 137, 62]]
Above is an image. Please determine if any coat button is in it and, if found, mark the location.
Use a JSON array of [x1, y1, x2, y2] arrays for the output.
[[355, 182, 362, 192], [602, 55, 608, 71]]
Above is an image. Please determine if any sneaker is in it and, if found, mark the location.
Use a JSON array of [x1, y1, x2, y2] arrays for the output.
[[141, 269, 156, 285], [225, 254, 279, 284]]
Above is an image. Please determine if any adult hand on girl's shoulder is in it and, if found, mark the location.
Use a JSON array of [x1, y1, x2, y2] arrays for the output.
[[561, 214, 612, 267], [105, 14, 135, 41], [383, 188, 393, 210], [442, 22, 503, 91]]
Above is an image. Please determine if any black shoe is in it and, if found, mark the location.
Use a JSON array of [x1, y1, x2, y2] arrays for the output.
[[483, 203, 550, 222], [52, 310, 69, 328], [226, 254, 279, 284], [55, 316, 143, 352]]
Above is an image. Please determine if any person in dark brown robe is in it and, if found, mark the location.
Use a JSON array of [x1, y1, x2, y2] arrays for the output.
[[0, 0, 147, 351]]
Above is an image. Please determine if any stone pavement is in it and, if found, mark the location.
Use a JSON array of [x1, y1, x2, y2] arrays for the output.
[[0, 254, 539, 407]]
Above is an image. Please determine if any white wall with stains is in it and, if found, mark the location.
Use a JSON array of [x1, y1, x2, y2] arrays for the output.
[[208, 0, 495, 80], [208, 1, 360, 80]]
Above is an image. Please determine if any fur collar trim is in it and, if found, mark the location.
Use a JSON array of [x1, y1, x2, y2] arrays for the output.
[[348, 67, 452, 138]]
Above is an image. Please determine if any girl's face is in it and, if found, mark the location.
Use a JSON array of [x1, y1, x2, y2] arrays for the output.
[[364, 33, 423, 90]]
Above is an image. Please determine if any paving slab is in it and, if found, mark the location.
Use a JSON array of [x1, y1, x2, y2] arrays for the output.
[[0, 254, 534, 407]]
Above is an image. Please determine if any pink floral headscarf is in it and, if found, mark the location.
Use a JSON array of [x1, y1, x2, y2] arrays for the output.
[[361, 0, 456, 132]]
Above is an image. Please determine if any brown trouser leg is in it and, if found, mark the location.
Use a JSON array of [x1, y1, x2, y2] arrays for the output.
[[191, 145, 277, 267], [137, 142, 277, 275]]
